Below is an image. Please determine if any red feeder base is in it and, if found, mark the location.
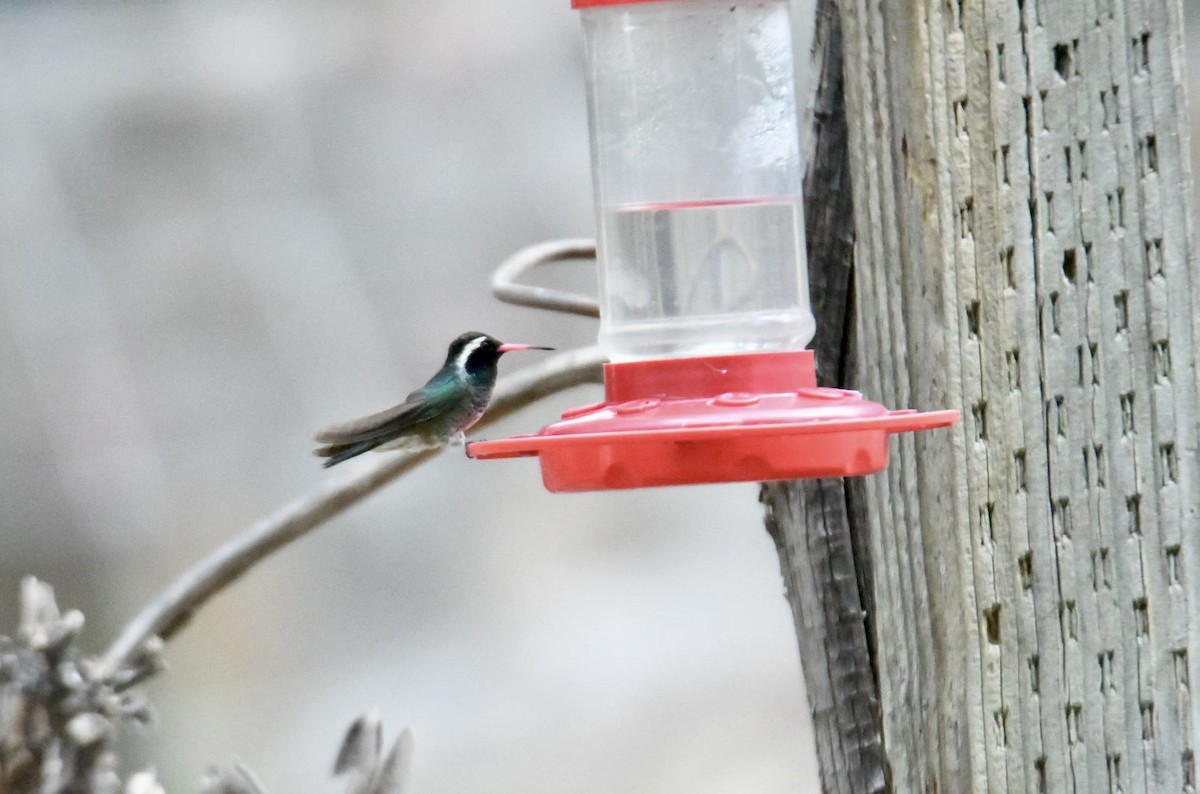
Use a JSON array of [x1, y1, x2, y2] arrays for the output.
[[468, 351, 959, 492]]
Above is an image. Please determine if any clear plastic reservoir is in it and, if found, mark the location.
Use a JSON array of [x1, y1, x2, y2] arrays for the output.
[[579, 0, 815, 361]]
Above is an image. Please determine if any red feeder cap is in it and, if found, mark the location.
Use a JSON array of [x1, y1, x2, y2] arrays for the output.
[[469, 351, 960, 492], [572, 0, 680, 8]]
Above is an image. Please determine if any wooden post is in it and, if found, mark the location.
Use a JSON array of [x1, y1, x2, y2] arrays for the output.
[[760, 0, 887, 792], [770, 0, 1199, 790]]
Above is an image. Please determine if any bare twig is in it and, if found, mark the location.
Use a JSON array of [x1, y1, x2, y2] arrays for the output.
[[490, 238, 599, 317], [96, 346, 605, 681]]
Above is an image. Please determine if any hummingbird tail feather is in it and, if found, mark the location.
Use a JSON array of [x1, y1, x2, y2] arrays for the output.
[[314, 439, 383, 468]]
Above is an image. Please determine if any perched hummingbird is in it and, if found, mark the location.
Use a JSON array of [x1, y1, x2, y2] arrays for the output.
[[313, 331, 553, 467]]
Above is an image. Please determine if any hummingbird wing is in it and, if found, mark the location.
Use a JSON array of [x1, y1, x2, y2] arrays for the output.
[[313, 393, 445, 468], [313, 391, 443, 446], [313, 368, 473, 467]]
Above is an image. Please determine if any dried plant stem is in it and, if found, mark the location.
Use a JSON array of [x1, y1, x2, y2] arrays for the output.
[[96, 346, 605, 681]]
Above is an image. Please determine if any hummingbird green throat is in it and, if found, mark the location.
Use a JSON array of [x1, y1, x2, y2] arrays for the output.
[[314, 332, 553, 467]]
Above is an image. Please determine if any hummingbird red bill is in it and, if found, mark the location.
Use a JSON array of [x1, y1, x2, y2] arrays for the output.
[[314, 332, 553, 467]]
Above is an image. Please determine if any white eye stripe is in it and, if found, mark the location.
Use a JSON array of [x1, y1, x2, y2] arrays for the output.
[[455, 336, 489, 370]]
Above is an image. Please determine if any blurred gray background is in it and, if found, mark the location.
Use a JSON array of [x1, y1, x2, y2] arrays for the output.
[[0, 1, 823, 791]]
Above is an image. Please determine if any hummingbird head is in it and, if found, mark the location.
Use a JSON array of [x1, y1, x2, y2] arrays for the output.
[[446, 332, 554, 378]]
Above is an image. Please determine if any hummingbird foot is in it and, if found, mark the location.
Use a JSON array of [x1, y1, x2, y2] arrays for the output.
[[447, 431, 467, 447]]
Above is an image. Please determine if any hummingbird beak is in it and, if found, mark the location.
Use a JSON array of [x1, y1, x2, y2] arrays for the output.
[[498, 343, 555, 353]]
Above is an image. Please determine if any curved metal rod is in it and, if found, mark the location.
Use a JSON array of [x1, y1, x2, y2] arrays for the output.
[[96, 346, 606, 681], [491, 238, 600, 317]]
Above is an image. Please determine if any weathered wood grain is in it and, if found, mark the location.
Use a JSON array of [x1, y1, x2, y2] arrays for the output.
[[763, 480, 886, 794], [819, 0, 1200, 790], [760, 0, 886, 791]]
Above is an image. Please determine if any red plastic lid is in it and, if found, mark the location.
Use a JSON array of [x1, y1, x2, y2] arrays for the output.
[[469, 351, 960, 492], [574, 0, 783, 7], [573, 0, 675, 7]]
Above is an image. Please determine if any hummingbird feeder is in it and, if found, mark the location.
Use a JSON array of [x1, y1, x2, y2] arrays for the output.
[[469, 0, 959, 491]]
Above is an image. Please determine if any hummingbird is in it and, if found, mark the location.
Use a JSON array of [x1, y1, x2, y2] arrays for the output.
[[313, 331, 554, 467]]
